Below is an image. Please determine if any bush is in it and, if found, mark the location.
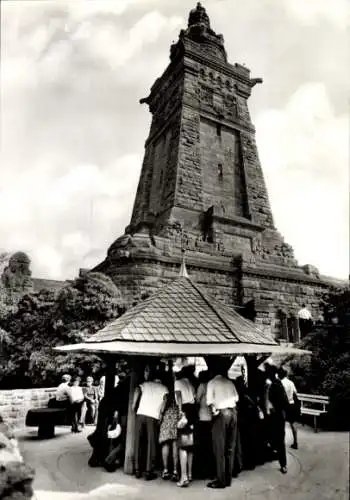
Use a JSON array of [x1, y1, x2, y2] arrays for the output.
[[289, 287, 350, 431], [0, 272, 125, 389]]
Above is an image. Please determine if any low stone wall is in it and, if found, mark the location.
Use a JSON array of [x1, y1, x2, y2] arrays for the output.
[[0, 388, 56, 429]]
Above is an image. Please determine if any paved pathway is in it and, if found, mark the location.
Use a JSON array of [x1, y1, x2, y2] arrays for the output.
[[17, 425, 349, 500]]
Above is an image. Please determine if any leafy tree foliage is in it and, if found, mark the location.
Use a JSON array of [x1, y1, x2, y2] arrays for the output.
[[289, 287, 350, 430], [0, 272, 125, 389]]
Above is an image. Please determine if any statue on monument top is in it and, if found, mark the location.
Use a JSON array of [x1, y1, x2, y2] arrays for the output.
[[188, 2, 211, 29], [170, 2, 227, 63]]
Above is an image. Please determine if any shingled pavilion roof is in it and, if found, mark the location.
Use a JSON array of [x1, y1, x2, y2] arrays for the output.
[[85, 277, 275, 346], [55, 273, 310, 357]]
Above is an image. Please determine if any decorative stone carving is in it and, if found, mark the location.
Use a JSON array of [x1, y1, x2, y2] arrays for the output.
[[201, 206, 214, 243], [0, 252, 32, 294], [224, 94, 237, 117], [107, 234, 148, 259], [274, 242, 296, 260], [251, 235, 263, 256], [161, 218, 183, 238], [302, 264, 320, 278], [201, 85, 213, 105]]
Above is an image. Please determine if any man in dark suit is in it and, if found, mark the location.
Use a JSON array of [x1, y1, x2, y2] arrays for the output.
[[263, 363, 290, 474]]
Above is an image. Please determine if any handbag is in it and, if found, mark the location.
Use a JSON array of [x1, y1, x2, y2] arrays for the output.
[[177, 413, 188, 429], [107, 424, 121, 440], [179, 431, 194, 448]]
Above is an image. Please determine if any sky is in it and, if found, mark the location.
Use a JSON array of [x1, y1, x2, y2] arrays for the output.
[[1, 0, 349, 280]]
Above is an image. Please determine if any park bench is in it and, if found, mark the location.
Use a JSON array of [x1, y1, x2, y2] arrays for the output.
[[25, 399, 69, 438], [298, 393, 329, 432]]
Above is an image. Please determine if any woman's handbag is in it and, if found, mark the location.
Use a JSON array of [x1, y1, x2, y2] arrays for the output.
[[179, 431, 194, 448], [177, 413, 188, 429], [107, 424, 122, 440]]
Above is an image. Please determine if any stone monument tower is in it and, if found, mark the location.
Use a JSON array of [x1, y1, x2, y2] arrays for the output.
[[94, 3, 333, 339]]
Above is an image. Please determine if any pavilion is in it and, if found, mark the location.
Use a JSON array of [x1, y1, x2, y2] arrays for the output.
[[55, 260, 308, 474]]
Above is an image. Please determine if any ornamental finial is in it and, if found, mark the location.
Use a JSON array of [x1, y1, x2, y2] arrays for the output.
[[179, 250, 189, 278], [188, 2, 210, 29]]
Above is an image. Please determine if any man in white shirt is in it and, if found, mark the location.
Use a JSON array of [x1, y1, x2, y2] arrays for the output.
[[206, 367, 239, 489], [297, 304, 313, 338], [278, 367, 299, 450], [55, 374, 71, 408], [132, 369, 168, 480]]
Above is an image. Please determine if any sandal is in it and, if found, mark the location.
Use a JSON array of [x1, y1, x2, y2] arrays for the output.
[[162, 470, 170, 480], [171, 472, 178, 482], [177, 479, 190, 488]]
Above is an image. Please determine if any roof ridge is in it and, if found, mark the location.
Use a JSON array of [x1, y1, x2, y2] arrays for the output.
[[188, 279, 238, 341], [189, 279, 276, 345], [210, 296, 276, 344]]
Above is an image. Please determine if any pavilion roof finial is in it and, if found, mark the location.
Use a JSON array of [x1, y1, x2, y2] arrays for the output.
[[179, 250, 189, 278]]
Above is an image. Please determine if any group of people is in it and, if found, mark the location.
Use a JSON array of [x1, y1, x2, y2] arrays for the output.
[[56, 359, 299, 489], [130, 361, 299, 489], [54, 374, 103, 433]]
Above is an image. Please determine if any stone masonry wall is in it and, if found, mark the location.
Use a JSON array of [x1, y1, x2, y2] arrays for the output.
[[100, 248, 329, 340], [240, 131, 275, 229], [0, 388, 56, 429], [176, 73, 203, 212], [101, 253, 241, 308], [200, 118, 248, 217], [241, 272, 326, 338]]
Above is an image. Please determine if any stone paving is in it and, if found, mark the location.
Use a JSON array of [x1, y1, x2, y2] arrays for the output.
[[16, 425, 349, 500]]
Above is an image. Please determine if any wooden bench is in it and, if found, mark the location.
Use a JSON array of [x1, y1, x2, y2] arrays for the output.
[[25, 405, 68, 438], [298, 393, 329, 432]]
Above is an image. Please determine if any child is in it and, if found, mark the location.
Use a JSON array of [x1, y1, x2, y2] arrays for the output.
[[81, 376, 99, 426]]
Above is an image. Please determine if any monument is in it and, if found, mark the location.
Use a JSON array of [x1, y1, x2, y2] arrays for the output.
[[89, 4, 336, 340]]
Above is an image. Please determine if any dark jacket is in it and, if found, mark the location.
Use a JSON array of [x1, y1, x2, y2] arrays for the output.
[[267, 379, 289, 417]]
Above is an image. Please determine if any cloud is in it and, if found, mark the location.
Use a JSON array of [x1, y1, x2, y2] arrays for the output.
[[256, 83, 348, 278], [0, 154, 141, 279], [1, 0, 348, 281], [284, 0, 350, 29]]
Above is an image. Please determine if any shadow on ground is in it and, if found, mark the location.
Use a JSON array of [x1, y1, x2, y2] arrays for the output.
[[17, 425, 349, 500]]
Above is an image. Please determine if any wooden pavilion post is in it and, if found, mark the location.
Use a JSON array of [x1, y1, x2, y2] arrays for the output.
[[245, 354, 258, 393], [124, 356, 140, 475], [104, 354, 116, 397]]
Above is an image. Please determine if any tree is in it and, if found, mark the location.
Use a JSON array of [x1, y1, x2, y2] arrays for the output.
[[289, 286, 350, 430], [0, 272, 125, 389]]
